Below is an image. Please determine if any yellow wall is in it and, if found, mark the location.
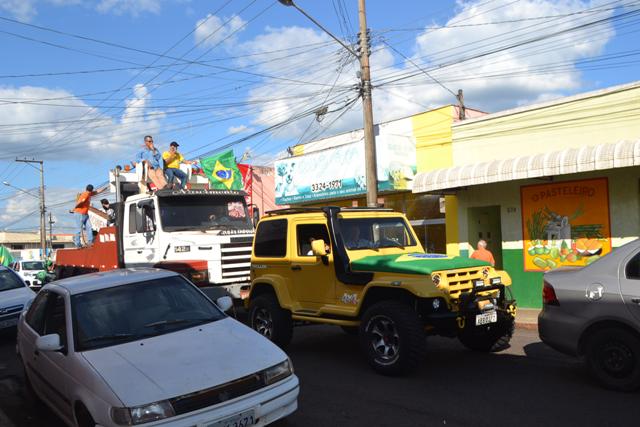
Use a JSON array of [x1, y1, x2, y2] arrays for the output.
[[411, 105, 455, 172], [452, 82, 640, 165]]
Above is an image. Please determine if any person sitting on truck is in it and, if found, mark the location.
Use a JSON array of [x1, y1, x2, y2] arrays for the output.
[[162, 141, 193, 190], [133, 136, 167, 192], [101, 199, 116, 226], [73, 184, 106, 247]]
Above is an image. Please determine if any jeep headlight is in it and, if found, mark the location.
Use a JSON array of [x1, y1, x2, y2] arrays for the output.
[[111, 400, 175, 425], [263, 359, 293, 385]]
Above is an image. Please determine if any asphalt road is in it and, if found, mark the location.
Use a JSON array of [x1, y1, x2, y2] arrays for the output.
[[1, 325, 638, 427]]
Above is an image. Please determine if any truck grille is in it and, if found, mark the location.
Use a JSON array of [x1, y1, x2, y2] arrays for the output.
[[442, 269, 483, 299], [170, 372, 264, 415], [220, 242, 252, 281]]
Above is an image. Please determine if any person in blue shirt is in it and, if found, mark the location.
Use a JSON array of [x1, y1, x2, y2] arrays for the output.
[[133, 135, 167, 191]]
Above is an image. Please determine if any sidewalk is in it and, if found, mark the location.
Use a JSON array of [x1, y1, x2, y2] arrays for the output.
[[515, 308, 540, 330]]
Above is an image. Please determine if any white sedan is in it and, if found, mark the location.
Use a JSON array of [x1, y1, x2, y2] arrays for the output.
[[16, 268, 299, 427]]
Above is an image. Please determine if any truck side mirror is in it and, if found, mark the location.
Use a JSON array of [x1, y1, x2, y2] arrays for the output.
[[311, 239, 328, 257]]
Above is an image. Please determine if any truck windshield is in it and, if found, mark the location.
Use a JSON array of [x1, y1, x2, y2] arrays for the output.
[[159, 195, 253, 232], [339, 217, 417, 250]]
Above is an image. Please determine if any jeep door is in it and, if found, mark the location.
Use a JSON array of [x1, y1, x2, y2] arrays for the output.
[[290, 222, 335, 309]]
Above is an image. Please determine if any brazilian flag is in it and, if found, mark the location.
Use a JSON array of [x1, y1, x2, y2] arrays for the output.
[[0, 246, 13, 267], [200, 150, 243, 190]]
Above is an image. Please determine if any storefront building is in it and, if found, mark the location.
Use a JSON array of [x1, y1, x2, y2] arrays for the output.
[[413, 81, 640, 308], [274, 105, 484, 252]]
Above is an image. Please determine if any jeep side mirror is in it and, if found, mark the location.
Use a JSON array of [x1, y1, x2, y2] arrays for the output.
[[311, 239, 328, 256], [36, 334, 63, 352]]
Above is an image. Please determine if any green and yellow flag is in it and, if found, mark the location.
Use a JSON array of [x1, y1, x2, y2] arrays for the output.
[[200, 150, 243, 190], [0, 246, 13, 267]]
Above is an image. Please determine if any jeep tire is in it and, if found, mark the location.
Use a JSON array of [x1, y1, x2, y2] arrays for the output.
[[585, 327, 640, 392], [249, 294, 293, 348], [458, 313, 514, 352], [359, 300, 426, 375]]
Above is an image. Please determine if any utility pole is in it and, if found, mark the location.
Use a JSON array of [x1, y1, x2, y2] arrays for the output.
[[16, 159, 46, 258], [358, 0, 378, 206], [48, 212, 55, 252]]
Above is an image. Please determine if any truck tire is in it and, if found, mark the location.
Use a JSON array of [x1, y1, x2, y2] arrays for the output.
[[359, 301, 426, 375], [458, 313, 514, 352], [249, 294, 293, 348], [585, 327, 640, 392]]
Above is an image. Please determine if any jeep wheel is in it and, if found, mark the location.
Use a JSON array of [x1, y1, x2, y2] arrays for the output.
[[359, 301, 426, 375], [586, 328, 640, 392], [249, 294, 293, 348], [458, 313, 514, 352]]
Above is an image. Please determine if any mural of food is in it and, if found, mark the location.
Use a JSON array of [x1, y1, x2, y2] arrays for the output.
[[521, 178, 611, 272]]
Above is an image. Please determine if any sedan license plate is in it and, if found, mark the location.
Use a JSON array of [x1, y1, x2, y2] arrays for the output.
[[475, 311, 497, 326], [206, 410, 255, 427], [0, 317, 18, 329]]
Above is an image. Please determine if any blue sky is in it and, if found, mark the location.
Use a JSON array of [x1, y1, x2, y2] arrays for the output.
[[0, 0, 638, 233]]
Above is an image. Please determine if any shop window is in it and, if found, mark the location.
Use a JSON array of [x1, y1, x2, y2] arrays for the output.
[[255, 219, 287, 258]]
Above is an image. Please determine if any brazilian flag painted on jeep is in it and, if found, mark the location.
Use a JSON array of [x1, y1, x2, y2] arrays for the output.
[[200, 150, 243, 190], [351, 253, 490, 275]]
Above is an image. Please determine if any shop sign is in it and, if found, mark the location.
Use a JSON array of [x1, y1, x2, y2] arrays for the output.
[[520, 178, 611, 272], [274, 135, 416, 205]]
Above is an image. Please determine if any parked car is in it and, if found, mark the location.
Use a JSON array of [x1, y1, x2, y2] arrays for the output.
[[11, 259, 46, 288], [539, 239, 640, 391], [0, 266, 35, 332], [16, 268, 299, 427]]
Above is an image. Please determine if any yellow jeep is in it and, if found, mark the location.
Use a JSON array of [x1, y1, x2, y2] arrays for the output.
[[247, 207, 516, 375]]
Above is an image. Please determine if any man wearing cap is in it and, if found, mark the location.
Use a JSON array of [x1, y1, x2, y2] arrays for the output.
[[163, 141, 193, 190]]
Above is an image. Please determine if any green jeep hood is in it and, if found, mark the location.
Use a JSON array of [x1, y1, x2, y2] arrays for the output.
[[350, 253, 491, 275]]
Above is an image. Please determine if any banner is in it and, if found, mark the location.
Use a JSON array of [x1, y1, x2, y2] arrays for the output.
[[521, 178, 612, 272], [0, 246, 13, 266], [274, 135, 416, 205], [238, 163, 253, 200], [200, 150, 243, 190]]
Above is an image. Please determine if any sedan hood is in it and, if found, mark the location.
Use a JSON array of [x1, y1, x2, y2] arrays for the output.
[[81, 317, 287, 407], [0, 287, 35, 309]]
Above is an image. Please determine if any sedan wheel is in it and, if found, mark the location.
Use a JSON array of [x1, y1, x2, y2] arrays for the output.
[[586, 327, 640, 391]]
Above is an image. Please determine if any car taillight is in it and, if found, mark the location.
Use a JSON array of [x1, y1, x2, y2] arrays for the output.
[[542, 281, 559, 305]]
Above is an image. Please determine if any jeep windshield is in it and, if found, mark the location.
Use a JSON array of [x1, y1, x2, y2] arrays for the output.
[[159, 195, 253, 232], [339, 217, 417, 250]]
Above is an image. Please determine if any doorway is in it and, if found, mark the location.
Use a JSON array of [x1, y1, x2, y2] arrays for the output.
[[467, 206, 503, 268]]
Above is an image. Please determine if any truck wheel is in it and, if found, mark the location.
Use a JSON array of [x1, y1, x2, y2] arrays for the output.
[[585, 328, 640, 392], [458, 313, 514, 352], [249, 294, 293, 348], [359, 301, 426, 375]]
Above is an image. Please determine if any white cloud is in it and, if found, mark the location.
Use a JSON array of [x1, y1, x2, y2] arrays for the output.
[[0, 0, 37, 21], [0, 187, 80, 232], [0, 84, 164, 161], [232, 0, 617, 145], [194, 13, 247, 48], [227, 124, 253, 135], [96, 0, 162, 16]]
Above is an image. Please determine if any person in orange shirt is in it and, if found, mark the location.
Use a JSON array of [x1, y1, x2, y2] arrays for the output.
[[73, 184, 106, 247], [470, 239, 496, 266]]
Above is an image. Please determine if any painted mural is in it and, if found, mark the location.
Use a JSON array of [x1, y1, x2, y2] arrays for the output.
[[520, 178, 611, 272]]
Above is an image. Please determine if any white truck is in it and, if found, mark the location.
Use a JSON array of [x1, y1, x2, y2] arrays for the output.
[[55, 168, 254, 299]]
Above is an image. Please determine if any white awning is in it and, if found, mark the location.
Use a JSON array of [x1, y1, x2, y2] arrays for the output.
[[413, 139, 640, 193]]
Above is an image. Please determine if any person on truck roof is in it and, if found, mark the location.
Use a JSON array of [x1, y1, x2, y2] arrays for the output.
[[162, 141, 193, 190], [73, 184, 106, 247], [133, 136, 167, 192]]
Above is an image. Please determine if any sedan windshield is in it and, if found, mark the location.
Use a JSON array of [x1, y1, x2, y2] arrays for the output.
[[339, 217, 417, 250], [0, 270, 25, 292], [72, 276, 225, 351], [22, 261, 44, 271], [159, 195, 253, 232]]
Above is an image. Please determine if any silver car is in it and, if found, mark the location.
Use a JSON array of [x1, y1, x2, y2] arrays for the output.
[[0, 266, 36, 331], [539, 239, 640, 391]]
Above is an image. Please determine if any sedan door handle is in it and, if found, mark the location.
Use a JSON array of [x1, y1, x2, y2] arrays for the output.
[[631, 298, 640, 304], [291, 265, 302, 271]]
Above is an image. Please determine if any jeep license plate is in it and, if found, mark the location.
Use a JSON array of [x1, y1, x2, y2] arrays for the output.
[[475, 311, 497, 326], [205, 410, 255, 427]]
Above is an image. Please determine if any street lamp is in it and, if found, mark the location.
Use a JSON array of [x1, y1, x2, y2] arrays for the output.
[[279, 0, 379, 206]]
